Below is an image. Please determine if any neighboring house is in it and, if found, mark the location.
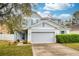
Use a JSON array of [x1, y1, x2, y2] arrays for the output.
[[69, 24, 79, 34]]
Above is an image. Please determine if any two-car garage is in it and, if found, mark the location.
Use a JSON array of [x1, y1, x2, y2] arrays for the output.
[[31, 32, 56, 43]]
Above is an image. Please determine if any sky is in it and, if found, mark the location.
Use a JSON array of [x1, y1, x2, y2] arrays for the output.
[[32, 3, 79, 20]]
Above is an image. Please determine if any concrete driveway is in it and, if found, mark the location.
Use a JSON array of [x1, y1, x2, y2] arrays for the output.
[[32, 43, 79, 56]]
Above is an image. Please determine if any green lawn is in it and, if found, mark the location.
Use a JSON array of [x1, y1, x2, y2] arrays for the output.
[[63, 43, 79, 51], [0, 40, 33, 56]]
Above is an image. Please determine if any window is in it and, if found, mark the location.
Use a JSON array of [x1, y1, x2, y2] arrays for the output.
[[42, 22, 45, 27], [61, 31, 65, 34]]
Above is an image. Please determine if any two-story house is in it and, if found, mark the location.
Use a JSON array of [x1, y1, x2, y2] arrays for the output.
[[15, 12, 70, 44]]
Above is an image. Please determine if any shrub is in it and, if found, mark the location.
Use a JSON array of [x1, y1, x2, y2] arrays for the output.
[[8, 40, 20, 46], [56, 34, 79, 43], [16, 39, 20, 42]]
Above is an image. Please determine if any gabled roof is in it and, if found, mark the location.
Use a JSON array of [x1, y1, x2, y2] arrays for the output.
[[28, 18, 67, 30]]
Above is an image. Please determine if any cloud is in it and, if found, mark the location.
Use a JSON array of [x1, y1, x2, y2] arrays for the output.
[[37, 11, 52, 17], [44, 3, 74, 10], [43, 11, 50, 14]]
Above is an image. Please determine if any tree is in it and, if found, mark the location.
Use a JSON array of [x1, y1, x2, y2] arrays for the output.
[[73, 11, 79, 19], [72, 11, 79, 24], [0, 3, 32, 33], [0, 3, 32, 17], [4, 15, 22, 33]]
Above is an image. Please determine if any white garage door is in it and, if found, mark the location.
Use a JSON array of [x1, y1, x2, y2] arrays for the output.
[[31, 32, 56, 43]]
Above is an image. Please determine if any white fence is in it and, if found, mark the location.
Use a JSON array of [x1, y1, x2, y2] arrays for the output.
[[0, 34, 15, 40]]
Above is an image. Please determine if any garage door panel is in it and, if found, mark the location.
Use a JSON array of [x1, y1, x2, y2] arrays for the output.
[[31, 32, 56, 43]]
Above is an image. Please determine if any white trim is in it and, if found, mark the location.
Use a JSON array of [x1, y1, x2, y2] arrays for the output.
[[28, 29, 32, 43], [31, 27, 57, 29], [29, 20, 62, 30]]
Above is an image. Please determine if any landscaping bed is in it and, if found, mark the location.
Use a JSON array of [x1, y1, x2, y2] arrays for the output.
[[0, 40, 33, 56]]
